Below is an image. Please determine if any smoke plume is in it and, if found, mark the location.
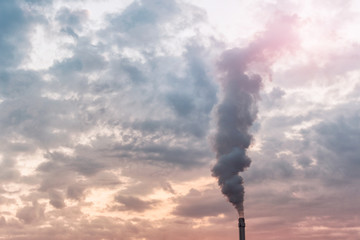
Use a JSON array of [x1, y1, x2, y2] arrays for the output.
[[212, 14, 298, 216]]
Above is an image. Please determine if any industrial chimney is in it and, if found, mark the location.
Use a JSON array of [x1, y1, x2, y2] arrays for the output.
[[238, 218, 245, 240]]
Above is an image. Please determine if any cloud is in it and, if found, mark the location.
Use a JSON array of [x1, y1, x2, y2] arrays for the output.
[[173, 188, 233, 218], [313, 111, 360, 182], [16, 201, 45, 224], [0, 0, 360, 239], [106, 0, 180, 45], [56, 7, 88, 28], [113, 195, 160, 212], [0, 1, 28, 68], [66, 183, 86, 200], [48, 189, 66, 209]]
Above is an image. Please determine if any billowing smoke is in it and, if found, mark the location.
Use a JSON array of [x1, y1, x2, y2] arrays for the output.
[[212, 47, 261, 216], [212, 14, 298, 217]]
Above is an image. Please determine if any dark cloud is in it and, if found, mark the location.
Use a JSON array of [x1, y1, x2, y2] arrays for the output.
[[121, 61, 147, 84], [48, 190, 66, 209], [113, 195, 159, 212], [296, 155, 312, 168], [166, 92, 195, 117]]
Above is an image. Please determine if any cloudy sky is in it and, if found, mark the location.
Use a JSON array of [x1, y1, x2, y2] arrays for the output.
[[1, 0, 360, 239]]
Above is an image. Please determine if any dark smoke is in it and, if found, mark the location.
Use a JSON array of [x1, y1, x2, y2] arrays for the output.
[[212, 14, 298, 216], [212, 47, 261, 216]]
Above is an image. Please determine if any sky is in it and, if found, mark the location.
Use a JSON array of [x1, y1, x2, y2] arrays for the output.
[[0, 0, 360, 239]]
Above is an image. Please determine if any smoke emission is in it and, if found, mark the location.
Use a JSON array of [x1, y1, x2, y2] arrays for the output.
[[212, 14, 298, 216], [212, 46, 261, 216]]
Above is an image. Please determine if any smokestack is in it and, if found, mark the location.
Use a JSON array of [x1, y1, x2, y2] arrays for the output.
[[238, 218, 245, 240], [211, 13, 298, 239]]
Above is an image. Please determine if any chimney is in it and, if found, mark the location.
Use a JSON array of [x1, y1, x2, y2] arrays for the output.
[[238, 218, 245, 240]]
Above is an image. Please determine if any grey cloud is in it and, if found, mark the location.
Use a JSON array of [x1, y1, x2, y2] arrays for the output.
[[39, 168, 122, 201], [66, 183, 86, 200], [161, 44, 217, 135], [36, 160, 77, 191], [49, 41, 107, 82], [268, 87, 285, 99], [184, 44, 217, 114], [34, 130, 207, 198], [275, 44, 360, 88], [134, 144, 209, 167], [16, 201, 45, 224], [89, 171, 122, 187], [0, 70, 42, 99], [0, 168, 20, 182], [61, 26, 78, 39], [44, 142, 182, 174], [0, 195, 16, 205], [128, 119, 203, 137], [0, 1, 28, 68], [121, 61, 147, 84], [0, 216, 5, 227], [166, 92, 195, 117], [239, 99, 360, 239], [24, 0, 53, 5], [64, 171, 121, 201], [56, 8, 88, 27], [173, 188, 233, 218], [160, 181, 175, 194], [51, 58, 83, 74], [118, 177, 176, 197], [0, 0, 224, 238], [48, 190, 66, 209], [113, 195, 159, 212], [313, 112, 360, 181], [5, 141, 36, 154], [245, 158, 295, 184], [260, 87, 286, 109], [0, 158, 20, 182], [296, 155, 312, 168], [37, 151, 106, 186], [70, 40, 108, 73], [245, 179, 360, 238], [100, 0, 207, 53], [108, 0, 178, 41], [56, 7, 88, 38], [0, 96, 84, 149]]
